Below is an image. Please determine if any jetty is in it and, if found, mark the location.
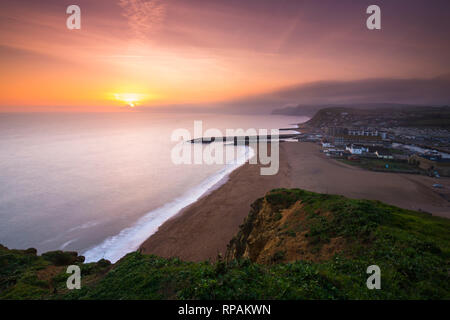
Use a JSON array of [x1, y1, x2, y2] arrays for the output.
[[188, 133, 300, 145]]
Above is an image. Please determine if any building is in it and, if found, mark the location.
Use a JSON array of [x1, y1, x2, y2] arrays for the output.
[[326, 127, 347, 136], [332, 134, 383, 146], [328, 126, 388, 140], [324, 148, 346, 158], [346, 144, 369, 155], [379, 131, 388, 139], [368, 146, 394, 159], [374, 148, 394, 160], [408, 154, 450, 177], [347, 128, 379, 137]]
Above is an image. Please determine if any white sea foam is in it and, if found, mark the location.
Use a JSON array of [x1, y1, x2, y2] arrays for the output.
[[83, 145, 255, 263], [59, 238, 78, 250], [67, 221, 100, 233]]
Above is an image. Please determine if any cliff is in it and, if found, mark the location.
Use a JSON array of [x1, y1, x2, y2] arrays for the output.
[[1, 189, 449, 299], [226, 189, 450, 265], [225, 189, 354, 264]]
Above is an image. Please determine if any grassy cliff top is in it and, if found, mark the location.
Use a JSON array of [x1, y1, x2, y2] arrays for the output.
[[1, 189, 449, 300]]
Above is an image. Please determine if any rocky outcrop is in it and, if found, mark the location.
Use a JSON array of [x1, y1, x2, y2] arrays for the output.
[[226, 189, 352, 264]]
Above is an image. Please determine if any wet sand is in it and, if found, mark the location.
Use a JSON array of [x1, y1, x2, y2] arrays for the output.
[[140, 144, 292, 261], [140, 142, 450, 261]]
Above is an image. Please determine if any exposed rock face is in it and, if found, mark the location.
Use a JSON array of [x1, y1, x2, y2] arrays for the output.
[[226, 189, 351, 264], [1, 189, 449, 299], [225, 196, 273, 263]]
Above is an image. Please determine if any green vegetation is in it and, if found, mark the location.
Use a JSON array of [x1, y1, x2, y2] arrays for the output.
[[1, 189, 449, 300], [338, 158, 422, 174]]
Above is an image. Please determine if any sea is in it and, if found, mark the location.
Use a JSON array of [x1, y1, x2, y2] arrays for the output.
[[0, 112, 307, 262]]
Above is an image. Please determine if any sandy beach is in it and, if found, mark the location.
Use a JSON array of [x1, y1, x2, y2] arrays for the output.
[[140, 142, 450, 261], [140, 144, 292, 261]]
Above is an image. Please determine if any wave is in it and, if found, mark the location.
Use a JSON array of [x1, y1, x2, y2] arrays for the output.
[[83, 145, 255, 263], [67, 221, 100, 233], [59, 238, 78, 250]]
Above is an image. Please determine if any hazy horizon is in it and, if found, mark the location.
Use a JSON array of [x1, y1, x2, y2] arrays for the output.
[[1, 0, 450, 112]]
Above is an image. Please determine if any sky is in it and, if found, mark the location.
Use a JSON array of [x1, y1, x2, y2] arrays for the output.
[[0, 0, 449, 112]]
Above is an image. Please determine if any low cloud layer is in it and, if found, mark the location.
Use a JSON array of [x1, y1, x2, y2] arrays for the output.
[[213, 75, 450, 114]]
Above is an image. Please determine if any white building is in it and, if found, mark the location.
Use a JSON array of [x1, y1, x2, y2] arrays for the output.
[[348, 128, 379, 137], [375, 149, 394, 159], [346, 144, 369, 155]]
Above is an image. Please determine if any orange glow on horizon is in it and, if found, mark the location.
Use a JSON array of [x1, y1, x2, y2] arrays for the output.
[[1, 0, 449, 112], [112, 93, 146, 108]]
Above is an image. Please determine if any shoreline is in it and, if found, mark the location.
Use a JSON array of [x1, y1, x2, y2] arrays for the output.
[[139, 143, 292, 261], [140, 142, 450, 262], [82, 145, 255, 263]]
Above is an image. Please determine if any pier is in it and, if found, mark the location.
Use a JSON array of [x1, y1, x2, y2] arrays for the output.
[[188, 134, 300, 145]]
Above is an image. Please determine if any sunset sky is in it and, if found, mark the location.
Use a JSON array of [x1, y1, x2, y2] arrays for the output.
[[0, 0, 449, 112]]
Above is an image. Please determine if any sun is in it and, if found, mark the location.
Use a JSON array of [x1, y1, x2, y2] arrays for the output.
[[113, 93, 144, 108]]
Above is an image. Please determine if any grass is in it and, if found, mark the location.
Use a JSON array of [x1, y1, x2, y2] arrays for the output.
[[339, 158, 422, 173], [0, 189, 449, 300]]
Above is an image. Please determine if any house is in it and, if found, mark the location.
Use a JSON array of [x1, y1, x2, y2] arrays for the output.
[[374, 148, 394, 159], [346, 144, 369, 155], [375, 150, 394, 160], [324, 148, 346, 158]]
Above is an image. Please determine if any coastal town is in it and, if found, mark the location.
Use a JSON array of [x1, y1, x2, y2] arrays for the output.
[[296, 107, 450, 180]]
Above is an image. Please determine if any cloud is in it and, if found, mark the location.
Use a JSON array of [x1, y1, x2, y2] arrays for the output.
[[210, 75, 450, 114], [118, 0, 167, 39], [271, 76, 450, 105]]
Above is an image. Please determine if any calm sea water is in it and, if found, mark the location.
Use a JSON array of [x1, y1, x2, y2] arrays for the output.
[[0, 112, 307, 262]]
